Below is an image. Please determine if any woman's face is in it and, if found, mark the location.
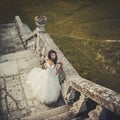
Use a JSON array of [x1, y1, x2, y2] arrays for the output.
[[51, 53, 56, 60]]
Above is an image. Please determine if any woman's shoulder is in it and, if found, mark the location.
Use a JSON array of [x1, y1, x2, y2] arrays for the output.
[[45, 60, 54, 67], [57, 59, 63, 64], [45, 61, 49, 66], [45, 56, 48, 62]]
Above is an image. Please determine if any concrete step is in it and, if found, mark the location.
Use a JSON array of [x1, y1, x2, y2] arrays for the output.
[[0, 49, 35, 63], [0, 23, 24, 55], [0, 49, 42, 77], [0, 23, 15, 29], [45, 111, 74, 120], [22, 105, 71, 120], [0, 49, 51, 119]]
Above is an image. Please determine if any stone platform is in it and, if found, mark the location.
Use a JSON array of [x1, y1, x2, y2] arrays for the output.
[[1, 16, 120, 120], [0, 23, 65, 120], [0, 23, 24, 55], [0, 50, 48, 119]]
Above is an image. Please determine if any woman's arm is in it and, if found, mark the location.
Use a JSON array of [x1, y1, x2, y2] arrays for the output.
[[44, 56, 48, 70], [57, 61, 63, 67], [56, 61, 63, 75]]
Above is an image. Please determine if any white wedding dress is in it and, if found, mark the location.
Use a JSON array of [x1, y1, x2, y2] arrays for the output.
[[26, 61, 61, 104]]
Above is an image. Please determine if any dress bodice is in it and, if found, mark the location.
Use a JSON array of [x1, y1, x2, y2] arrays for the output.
[[45, 61, 57, 74], [46, 61, 56, 68]]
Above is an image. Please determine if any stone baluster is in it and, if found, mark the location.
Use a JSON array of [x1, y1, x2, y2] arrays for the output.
[[85, 105, 104, 120], [66, 86, 76, 104], [70, 94, 87, 115], [34, 16, 47, 58]]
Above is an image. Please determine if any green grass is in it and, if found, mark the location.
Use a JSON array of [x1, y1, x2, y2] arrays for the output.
[[0, 0, 120, 91], [52, 35, 120, 92]]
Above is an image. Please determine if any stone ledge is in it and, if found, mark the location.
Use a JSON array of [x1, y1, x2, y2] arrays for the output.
[[70, 76, 120, 115]]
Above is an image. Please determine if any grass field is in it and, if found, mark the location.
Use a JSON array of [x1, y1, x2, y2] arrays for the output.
[[0, 0, 120, 92]]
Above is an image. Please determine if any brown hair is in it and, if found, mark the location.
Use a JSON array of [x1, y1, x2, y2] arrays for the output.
[[48, 50, 58, 67]]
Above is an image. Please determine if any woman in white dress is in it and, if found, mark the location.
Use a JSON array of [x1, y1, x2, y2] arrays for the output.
[[26, 50, 63, 104]]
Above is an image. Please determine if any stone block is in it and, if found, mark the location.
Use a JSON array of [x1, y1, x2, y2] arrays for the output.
[[6, 80, 23, 100], [1, 98, 7, 113], [18, 100, 27, 109], [0, 77, 5, 89], [7, 96, 18, 112], [27, 100, 34, 107], [8, 110, 23, 120], [0, 61, 18, 76], [17, 58, 29, 71], [22, 84, 33, 100], [20, 73, 28, 84]]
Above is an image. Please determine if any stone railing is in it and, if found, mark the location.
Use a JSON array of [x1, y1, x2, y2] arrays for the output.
[[15, 16, 120, 120], [14, 16, 32, 48]]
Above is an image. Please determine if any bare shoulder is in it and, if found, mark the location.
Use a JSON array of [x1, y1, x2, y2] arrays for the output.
[[45, 56, 48, 62]]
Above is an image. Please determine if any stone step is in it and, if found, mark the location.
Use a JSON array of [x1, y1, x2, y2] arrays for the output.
[[0, 49, 42, 77], [0, 23, 15, 29], [45, 111, 74, 120], [0, 23, 24, 55], [22, 105, 71, 120], [0, 49, 35, 63]]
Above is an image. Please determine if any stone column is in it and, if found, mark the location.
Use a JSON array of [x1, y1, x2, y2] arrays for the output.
[[34, 16, 47, 62], [34, 16, 47, 33], [86, 105, 104, 120], [70, 94, 87, 115]]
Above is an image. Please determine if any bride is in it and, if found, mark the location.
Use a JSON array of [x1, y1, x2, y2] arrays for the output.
[[26, 50, 63, 104]]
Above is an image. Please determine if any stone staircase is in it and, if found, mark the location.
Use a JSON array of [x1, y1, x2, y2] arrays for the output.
[[1, 16, 120, 120], [0, 23, 24, 55], [0, 49, 71, 119], [0, 22, 73, 120], [22, 105, 72, 120]]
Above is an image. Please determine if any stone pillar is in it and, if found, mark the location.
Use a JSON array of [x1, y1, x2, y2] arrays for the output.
[[70, 94, 87, 115], [34, 16, 47, 33], [86, 105, 104, 120], [34, 16, 47, 62], [34, 16, 47, 51], [66, 86, 76, 104]]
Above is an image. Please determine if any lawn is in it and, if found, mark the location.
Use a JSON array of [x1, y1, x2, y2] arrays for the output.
[[0, 0, 120, 92]]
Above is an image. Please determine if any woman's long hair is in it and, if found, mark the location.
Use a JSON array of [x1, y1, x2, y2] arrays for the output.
[[48, 50, 58, 67]]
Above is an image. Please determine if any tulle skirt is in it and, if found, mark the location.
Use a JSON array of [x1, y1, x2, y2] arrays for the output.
[[26, 67, 61, 104]]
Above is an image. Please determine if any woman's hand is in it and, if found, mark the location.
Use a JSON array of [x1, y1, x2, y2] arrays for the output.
[[56, 62, 63, 75], [56, 68, 61, 75], [57, 61, 63, 67]]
